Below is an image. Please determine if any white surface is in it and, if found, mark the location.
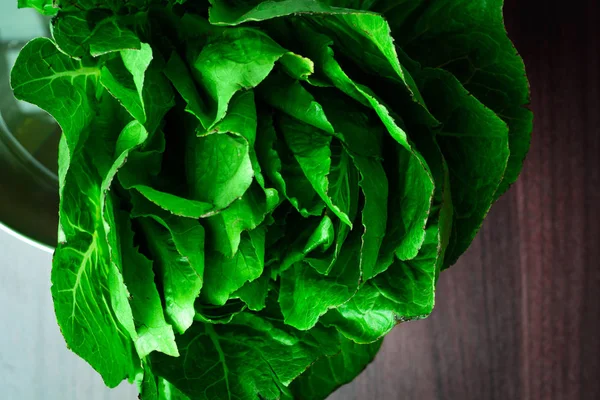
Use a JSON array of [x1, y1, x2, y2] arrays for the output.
[[0, 230, 138, 399], [0, 6, 46, 40]]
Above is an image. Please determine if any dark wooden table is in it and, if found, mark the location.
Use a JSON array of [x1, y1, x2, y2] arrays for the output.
[[329, 1, 600, 399]]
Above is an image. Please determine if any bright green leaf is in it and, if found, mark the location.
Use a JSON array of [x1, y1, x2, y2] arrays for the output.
[[201, 228, 265, 306], [118, 210, 179, 359], [134, 198, 205, 334], [190, 27, 287, 126]]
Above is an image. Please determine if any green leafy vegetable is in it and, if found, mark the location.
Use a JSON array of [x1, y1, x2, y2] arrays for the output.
[[12, 0, 531, 398]]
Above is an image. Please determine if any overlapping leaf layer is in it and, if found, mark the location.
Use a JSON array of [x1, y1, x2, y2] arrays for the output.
[[12, 0, 531, 398]]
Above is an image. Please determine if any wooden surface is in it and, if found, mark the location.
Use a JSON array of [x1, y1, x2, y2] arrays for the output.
[[330, 1, 600, 399]]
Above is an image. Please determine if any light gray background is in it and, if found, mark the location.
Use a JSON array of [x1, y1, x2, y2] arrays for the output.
[[0, 229, 137, 399]]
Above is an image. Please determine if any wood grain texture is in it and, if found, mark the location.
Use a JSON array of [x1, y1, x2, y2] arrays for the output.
[[328, 1, 600, 399]]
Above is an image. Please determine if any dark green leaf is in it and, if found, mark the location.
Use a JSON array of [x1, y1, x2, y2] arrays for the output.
[[259, 72, 335, 134], [151, 310, 340, 399], [11, 38, 100, 183], [164, 52, 212, 129], [415, 68, 509, 267], [255, 111, 325, 217], [118, 122, 218, 219], [186, 132, 253, 209], [51, 164, 141, 387], [309, 88, 389, 281], [321, 127, 453, 343], [290, 334, 382, 400], [395, 0, 533, 197], [158, 378, 191, 400]]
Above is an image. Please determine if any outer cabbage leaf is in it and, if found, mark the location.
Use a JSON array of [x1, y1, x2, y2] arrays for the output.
[[11, 38, 99, 184], [290, 334, 383, 400], [395, 0, 533, 199], [414, 68, 509, 268], [151, 307, 340, 400], [12, 38, 141, 387]]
